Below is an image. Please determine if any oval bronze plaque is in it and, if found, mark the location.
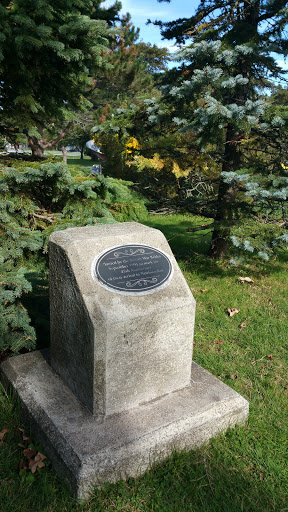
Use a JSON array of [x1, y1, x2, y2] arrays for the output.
[[94, 244, 173, 295]]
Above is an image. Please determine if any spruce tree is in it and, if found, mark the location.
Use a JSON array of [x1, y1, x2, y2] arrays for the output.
[[0, 0, 108, 157], [155, 0, 288, 258]]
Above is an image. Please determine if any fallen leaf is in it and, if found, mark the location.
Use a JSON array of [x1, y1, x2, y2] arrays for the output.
[[227, 308, 240, 317], [29, 460, 44, 473], [267, 354, 273, 360], [23, 448, 37, 460], [239, 321, 247, 329], [238, 277, 254, 284], [35, 452, 47, 462], [18, 443, 26, 449], [0, 428, 9, 445], [28, 452, 47, 474], [215, 340, 223, 345], [230, 374, 238, 380], [21, 447, 47, 474], [200, 289, 209, 293]]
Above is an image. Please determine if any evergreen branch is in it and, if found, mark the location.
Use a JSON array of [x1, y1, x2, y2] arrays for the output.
[[33, 213, 55, 223], [258, 0, 288, 23], [41, 122, 74, 149]]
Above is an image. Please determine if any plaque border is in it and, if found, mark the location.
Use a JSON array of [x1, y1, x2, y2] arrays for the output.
[[91, 243, 174, 296]]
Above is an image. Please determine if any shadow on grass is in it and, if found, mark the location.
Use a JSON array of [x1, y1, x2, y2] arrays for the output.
[[86, 444, 282, 512], [143, 218, 212, 259], [143, 216, 288, 281]]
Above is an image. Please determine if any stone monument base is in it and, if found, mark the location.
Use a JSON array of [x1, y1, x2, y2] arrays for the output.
[[1, 350, 249, 499]]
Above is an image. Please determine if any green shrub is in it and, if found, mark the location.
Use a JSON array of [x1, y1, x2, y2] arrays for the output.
[[0, 161, 147, 353]]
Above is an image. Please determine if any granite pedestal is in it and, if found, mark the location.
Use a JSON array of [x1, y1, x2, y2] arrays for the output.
[[0, 222, 249, 498]]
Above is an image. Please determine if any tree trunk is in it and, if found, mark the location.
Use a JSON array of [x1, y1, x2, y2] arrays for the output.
[[27, 123, 73, 160], [28, 137, 45, 158], [209, 1, 261, 259], [90, 150, 97, 161], [61, 145, 67, 164], [208, 181, 236, 259], [209, 124, 241, 259]]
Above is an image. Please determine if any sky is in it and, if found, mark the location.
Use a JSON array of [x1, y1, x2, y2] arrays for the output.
[[112, 0, 287, 73], [118, 0, 198, 49]]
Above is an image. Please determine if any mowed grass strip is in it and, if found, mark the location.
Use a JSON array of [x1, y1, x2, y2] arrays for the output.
[[0, 213, 287, 511]]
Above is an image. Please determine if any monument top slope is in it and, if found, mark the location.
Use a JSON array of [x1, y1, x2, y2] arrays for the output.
[[50, 222, 154, 244], [49, 222, 195, 322]]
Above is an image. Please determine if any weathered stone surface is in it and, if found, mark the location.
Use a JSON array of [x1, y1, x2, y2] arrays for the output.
[[49, 223, 196, 416], [0, 350, 249, 499], [0, 222, 249, 498]]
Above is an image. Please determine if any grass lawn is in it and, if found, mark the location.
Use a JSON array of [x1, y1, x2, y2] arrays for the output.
[[66, 155, 94, 168], [44, 151, 94, 167], [1, 213, 287, 511]]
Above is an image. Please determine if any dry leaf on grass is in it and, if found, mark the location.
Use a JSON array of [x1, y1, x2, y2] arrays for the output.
[[200, 289, 209, 293], [215, 340, 223, 345], [267, 354, 273, 360], [21, 448, 47, 473], [17, 427, 47, 474], [227, 308, 240, 317], [230, 374, 238, 380], [238, 277, 254, 284], [29, 453, 47, 474], [23, 448, 37, 460], [239, 321, 247, 329], [0, 428, 9, 445]]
